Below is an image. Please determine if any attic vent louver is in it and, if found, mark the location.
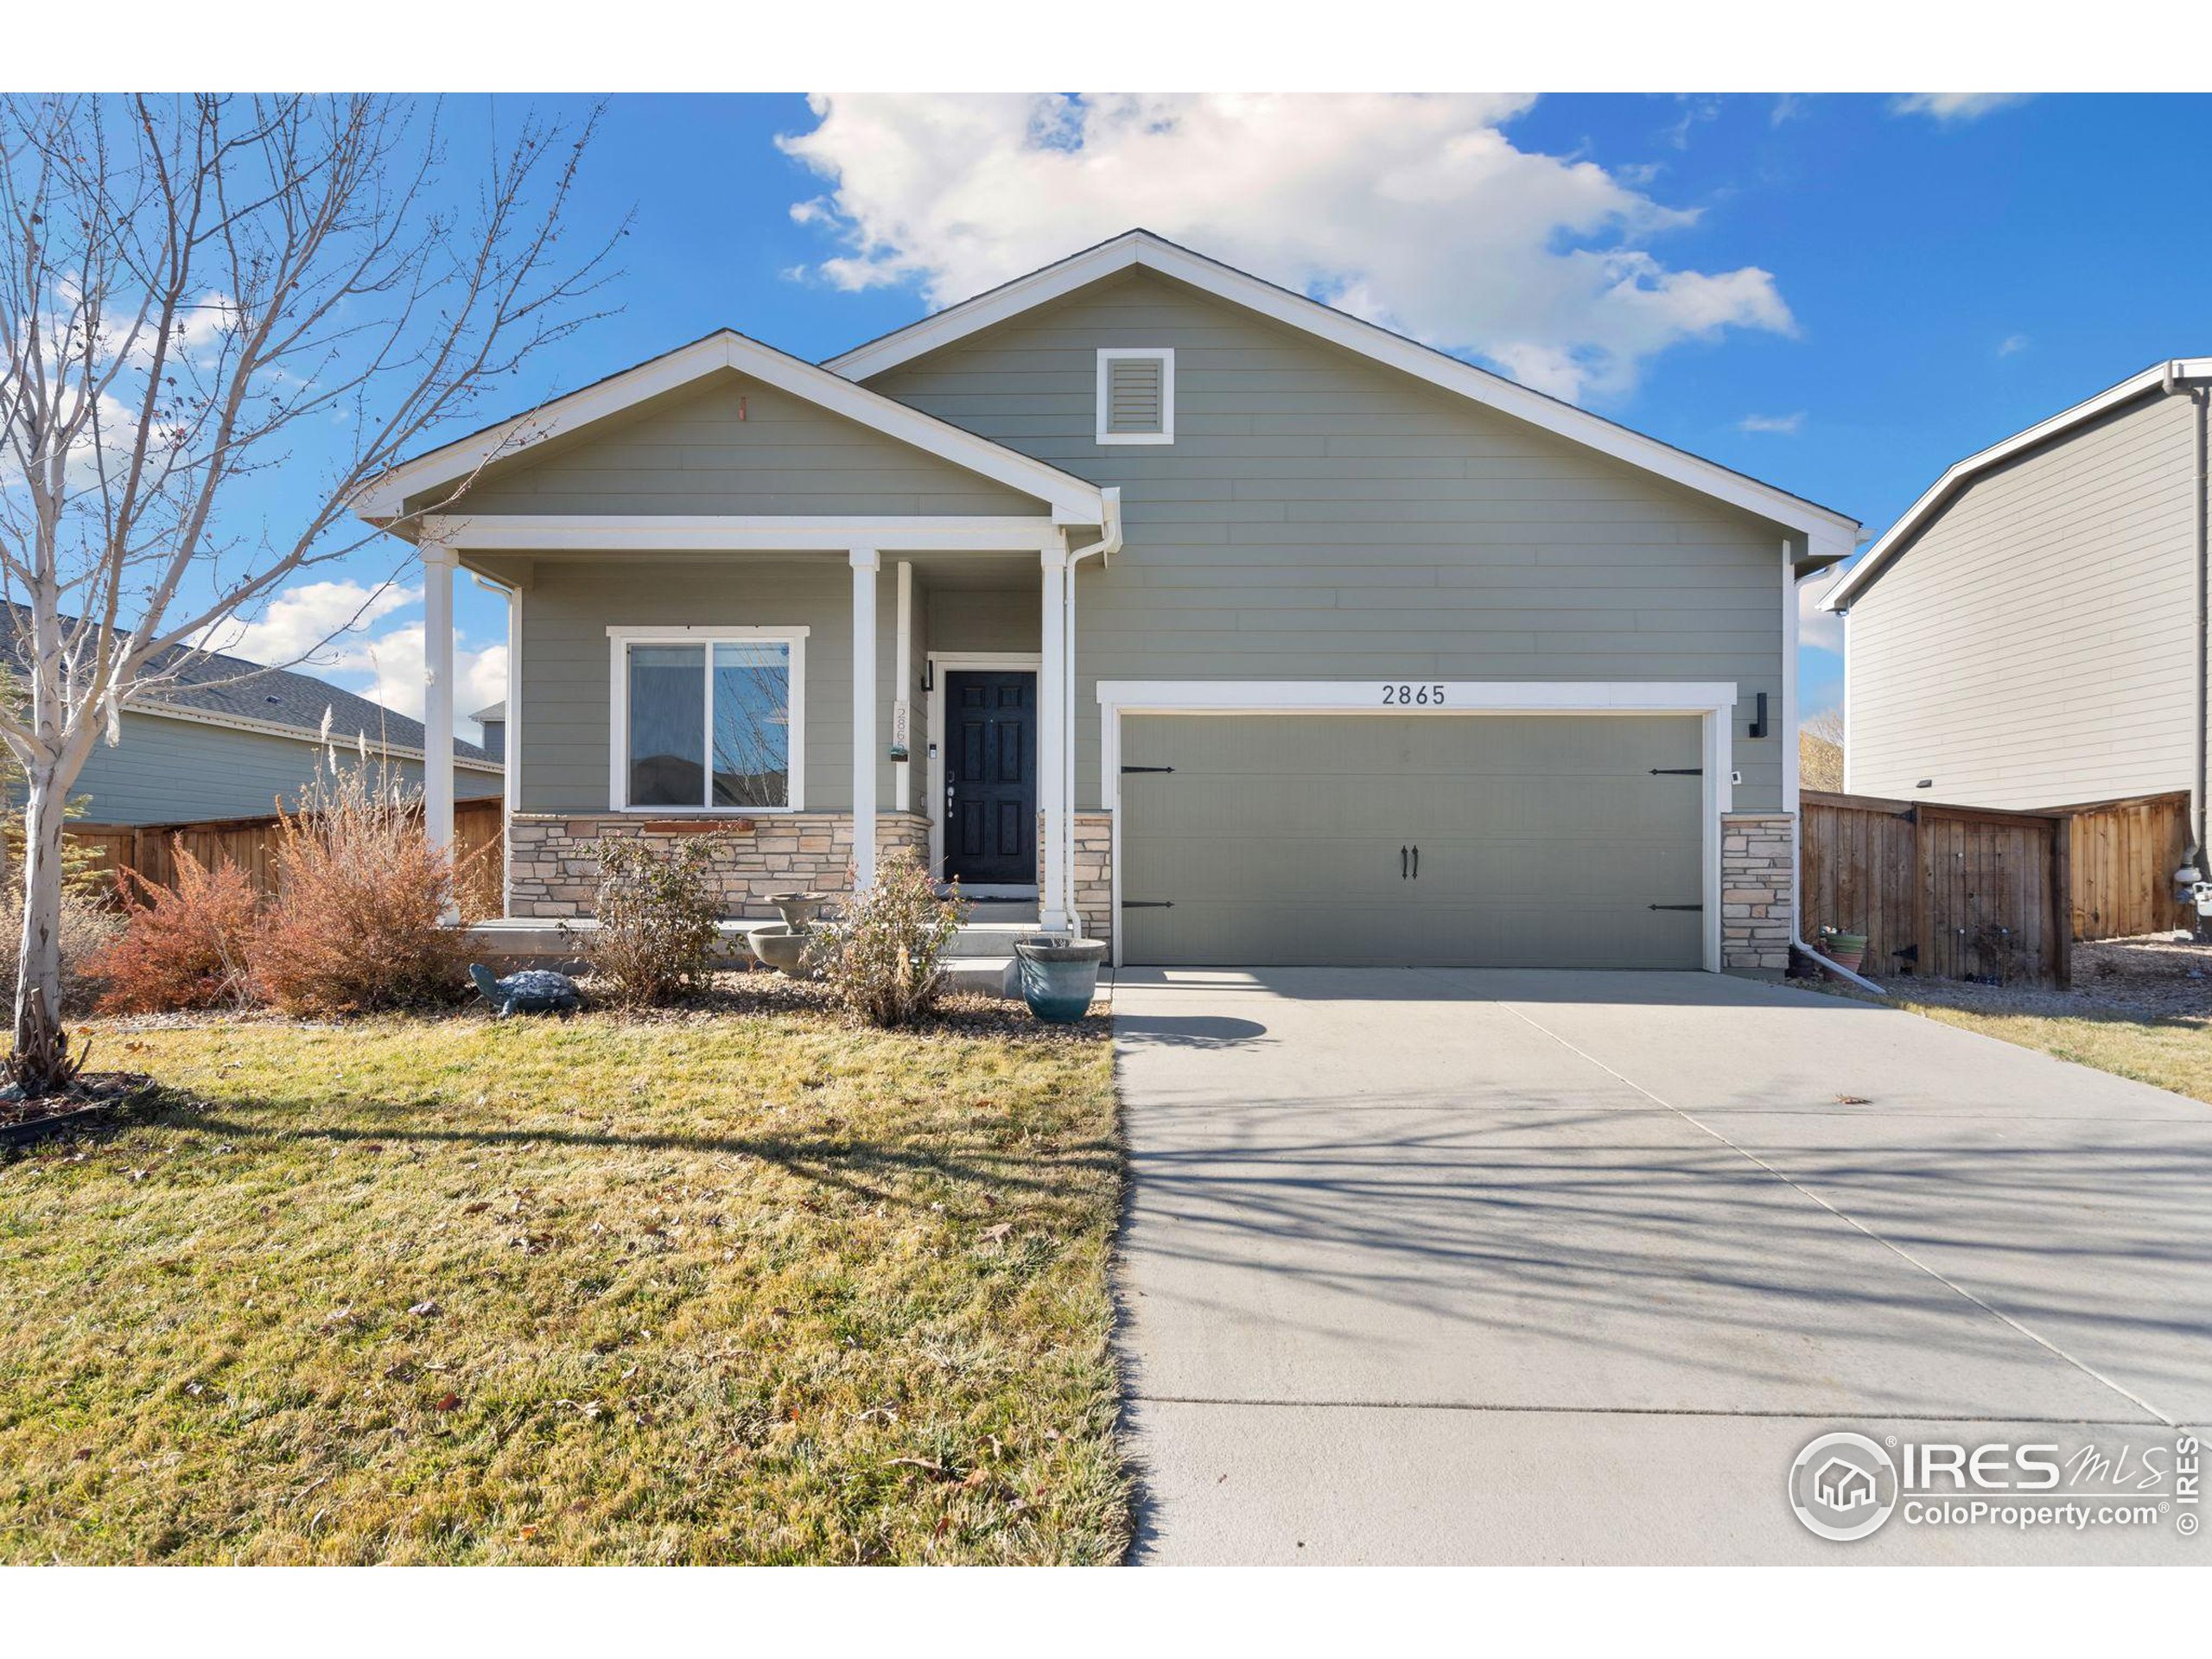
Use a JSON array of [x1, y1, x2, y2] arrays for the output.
[[1096, 348, 1173, 445]]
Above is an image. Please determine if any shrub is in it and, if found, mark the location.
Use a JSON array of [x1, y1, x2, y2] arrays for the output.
[[251, 758, 469, 1015], [584, 836, 724, 1007], [0, 887, 124, 1018], [805, 850, 966, 1028], [85, 849, 260, 1014]]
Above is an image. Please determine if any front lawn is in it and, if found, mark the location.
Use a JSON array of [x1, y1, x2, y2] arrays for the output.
[[1883, 986, 2212, 1106], [0, 985, 1128, 1564]]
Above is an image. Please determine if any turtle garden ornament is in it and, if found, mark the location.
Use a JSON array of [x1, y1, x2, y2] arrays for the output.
[[469, 963, 582, 1017]]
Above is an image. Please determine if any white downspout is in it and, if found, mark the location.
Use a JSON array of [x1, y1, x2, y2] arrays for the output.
[[1789, 541, 1886, 995], [1058, 488, 1122, 937]]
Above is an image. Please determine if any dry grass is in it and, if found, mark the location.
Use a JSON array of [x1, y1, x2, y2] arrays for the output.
[[1864, 932, 2212, 1105], [0, 980, 1127, 1563], [1882, 984, 2212, 1107]]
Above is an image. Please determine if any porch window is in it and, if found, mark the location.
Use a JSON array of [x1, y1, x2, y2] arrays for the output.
[[613, 628, 806, 810]]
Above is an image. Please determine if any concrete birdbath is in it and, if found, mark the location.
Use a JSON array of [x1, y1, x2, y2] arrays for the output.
[[747, 924, 818, 979], [765, 891, 830, 930]]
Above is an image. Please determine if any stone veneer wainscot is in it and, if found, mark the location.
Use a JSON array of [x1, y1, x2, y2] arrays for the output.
[[1720, 811, 1796, 974], [506, 811, 931, 919]]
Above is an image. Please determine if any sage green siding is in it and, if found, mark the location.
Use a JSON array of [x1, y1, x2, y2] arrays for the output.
[[59, 710, 499, 825], [923, 587, 1039, 656], [457, 372, 1044, 518], [1847, 390, 2205, 810], [864, 270, 1792, 812], [513, 559, 903, 814]]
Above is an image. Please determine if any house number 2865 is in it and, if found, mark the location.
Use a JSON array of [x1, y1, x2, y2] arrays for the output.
[[1382, 683, 1446, 706]]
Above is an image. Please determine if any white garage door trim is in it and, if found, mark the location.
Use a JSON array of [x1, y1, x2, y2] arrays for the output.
[[1096, 681, 1739, 973]]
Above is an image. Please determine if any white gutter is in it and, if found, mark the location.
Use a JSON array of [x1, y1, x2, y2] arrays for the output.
[[1056, 487, 1122, 936], [1826, 357, 2212, 613]]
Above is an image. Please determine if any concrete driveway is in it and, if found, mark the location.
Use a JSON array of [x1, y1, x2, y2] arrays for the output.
[[1112, 968, 2212, 1564]]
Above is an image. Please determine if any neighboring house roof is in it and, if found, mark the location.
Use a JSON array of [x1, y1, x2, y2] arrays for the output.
[[826, 229, 1861, 558], [0, 604, 499, 772], [1823, 356, 2212, 613], [472, 700, 506, 724], [353, 329, 1109, 527]]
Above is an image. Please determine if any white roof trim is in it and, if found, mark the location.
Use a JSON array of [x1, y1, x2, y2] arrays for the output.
[[827, 230, 1858, 550], [130, 699, 505, 773], [355, 331, 1107, 525], [1824, 356, 2212, 612], [422, 512, 1065, 555]]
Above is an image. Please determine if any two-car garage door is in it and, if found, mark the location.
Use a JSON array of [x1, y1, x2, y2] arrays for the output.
[[1117, 714, 1707, 969]]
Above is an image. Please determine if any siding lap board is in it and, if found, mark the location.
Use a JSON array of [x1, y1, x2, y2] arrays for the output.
[[1847, 391, 2202, 810], [865, 270, 1789, 813]]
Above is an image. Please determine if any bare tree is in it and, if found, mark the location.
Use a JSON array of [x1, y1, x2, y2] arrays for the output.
[[1800, 704, 1846, 791], [0, 95, 616, 1091]]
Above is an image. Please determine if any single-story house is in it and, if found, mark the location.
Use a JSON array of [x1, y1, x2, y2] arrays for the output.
[[357, 230, 1859, 973], [1822, 359, 2209, 853], [3, 607, 502, 825]]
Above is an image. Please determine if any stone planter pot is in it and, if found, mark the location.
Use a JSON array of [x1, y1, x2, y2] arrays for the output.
[[1818, 931, 1869, 974], [747, 924, 817, 979], [1013, 935, 1108, 1022]]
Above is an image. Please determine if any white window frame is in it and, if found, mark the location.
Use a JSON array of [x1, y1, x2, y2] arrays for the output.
[[1096, 347, 1175, 446], [607, 624, 809, 813]]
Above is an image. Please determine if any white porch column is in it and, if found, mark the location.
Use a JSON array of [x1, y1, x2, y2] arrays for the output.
[[1039, 543, 1071, 932], [849, 547, 881, 895], [421, 540, 458, 920], [893, 559, 913, 813]]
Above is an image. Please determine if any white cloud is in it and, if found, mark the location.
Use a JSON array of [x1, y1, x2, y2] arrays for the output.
[[1998, 333, 2030, 357], [1738, 411, 1805, 435], [317, 626, 507, 741], [200, 578, 415, 668], [199, 577, 507, 741], [779, 93, 1796, 404], [1799, 569, 1846, 655], [1891, 94, 2034, 124]]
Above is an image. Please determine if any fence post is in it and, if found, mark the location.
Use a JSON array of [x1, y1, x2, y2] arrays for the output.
[[2050, 814, 2073, 988]]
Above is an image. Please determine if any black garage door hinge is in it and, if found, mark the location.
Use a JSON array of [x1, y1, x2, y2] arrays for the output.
[[1649, 903, 1705, 912], [1649, 767, 1704, 776], [1120, 899, 1174, 909], [1121, 765, 1174, 774]]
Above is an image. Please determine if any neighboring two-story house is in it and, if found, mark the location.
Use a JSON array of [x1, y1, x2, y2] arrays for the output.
[[1824, 360, 2211, 869], [356, 231, 1858, 973]]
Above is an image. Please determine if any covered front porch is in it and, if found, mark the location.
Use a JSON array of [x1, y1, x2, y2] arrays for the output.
[[351, 327, 1120, 948], [414, 506, 1118, 943]]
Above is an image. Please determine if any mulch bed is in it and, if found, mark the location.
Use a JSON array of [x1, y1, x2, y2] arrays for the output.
[[0, 1071, 159, 1146], [86, 968, 1107, 1046], [1881, 932, 2212, 1025]]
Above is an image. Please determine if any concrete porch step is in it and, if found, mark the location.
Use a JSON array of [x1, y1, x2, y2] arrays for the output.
[[943, 920, 1054, 958]]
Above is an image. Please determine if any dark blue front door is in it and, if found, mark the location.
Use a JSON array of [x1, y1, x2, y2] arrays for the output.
[[945, 670, 1035, 887]]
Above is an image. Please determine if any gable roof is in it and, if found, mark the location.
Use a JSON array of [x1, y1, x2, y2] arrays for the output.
[[1823, 356, 2212, 613], [354, 329, 1108, 526], [1, 603, 498, 771], [826, 229, 1859, 557]]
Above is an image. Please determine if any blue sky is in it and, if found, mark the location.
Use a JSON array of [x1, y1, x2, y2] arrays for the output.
[[221, 92, 2212, 733]]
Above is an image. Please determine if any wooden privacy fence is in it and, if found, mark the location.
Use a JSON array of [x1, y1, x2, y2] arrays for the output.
[[65, 797, 505, 911], [2060, 791, 2192, 942], [1801, 789, 2072, 986]]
